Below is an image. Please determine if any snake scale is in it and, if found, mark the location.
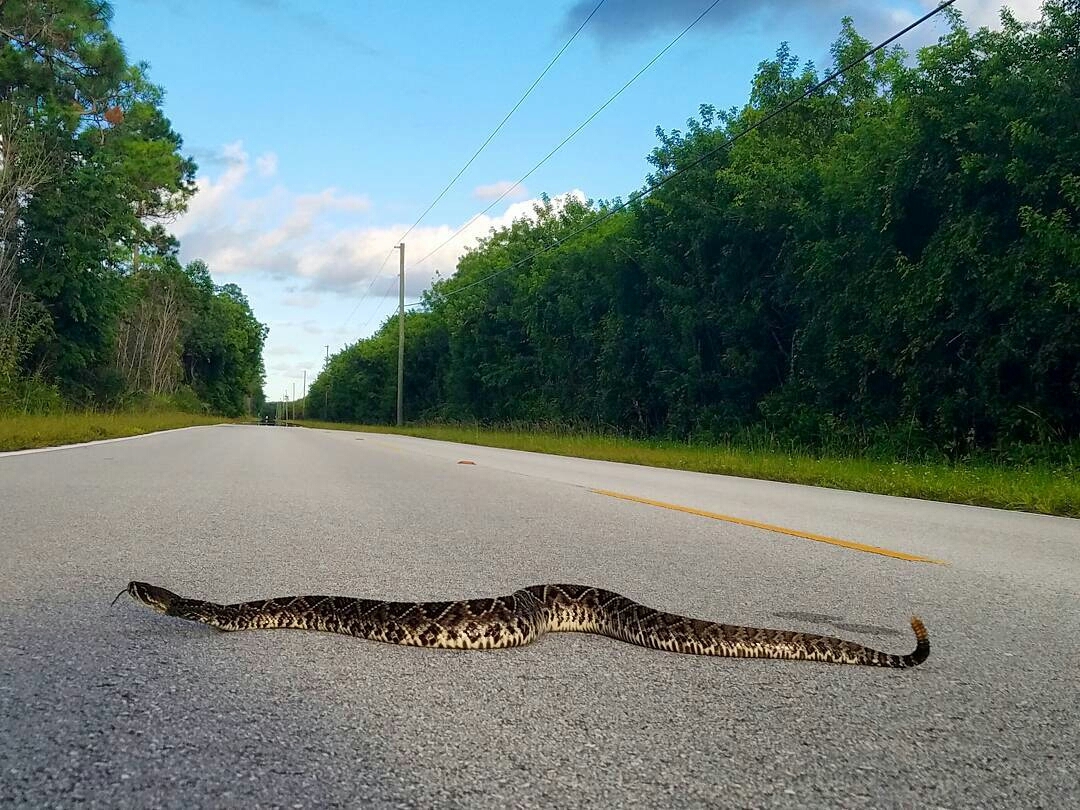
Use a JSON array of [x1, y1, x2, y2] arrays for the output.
[[118, 581, 929, 668]]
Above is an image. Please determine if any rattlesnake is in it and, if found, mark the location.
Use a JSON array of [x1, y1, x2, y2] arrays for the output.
[[118, 581, 929, 667]]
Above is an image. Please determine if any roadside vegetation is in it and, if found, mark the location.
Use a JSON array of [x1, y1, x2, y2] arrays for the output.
[[295, 420, 1079, 517], [1, 2, 267, 440], [0, 409, 234, 453], [304, 6, 1079, 514]]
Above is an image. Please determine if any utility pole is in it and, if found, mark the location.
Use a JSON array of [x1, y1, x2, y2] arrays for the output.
[[324, 345, 329, 417], [396, 241, 405, 427], [302, 369, 306, 420]]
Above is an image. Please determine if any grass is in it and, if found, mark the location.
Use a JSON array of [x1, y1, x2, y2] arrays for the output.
[[0, 410, 232, 452], [297, 419, 1079, 518]]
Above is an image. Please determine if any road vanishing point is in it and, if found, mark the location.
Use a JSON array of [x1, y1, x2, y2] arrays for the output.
[[1, 424, 1077, 808]]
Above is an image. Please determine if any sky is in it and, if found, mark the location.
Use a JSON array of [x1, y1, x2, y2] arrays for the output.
[[107, 0, 1045, 402]]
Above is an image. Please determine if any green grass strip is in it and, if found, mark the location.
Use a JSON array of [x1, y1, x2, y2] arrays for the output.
[[297, 420, 1079, 518], [0, 411, 232, 452]]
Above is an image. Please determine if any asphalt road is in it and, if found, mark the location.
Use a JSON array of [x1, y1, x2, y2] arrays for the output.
[[1, 425, 1077, 809]]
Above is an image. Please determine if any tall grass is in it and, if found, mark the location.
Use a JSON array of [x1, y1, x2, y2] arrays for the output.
[[0, 411, 231, 452], [298, 420, 1079, 518]]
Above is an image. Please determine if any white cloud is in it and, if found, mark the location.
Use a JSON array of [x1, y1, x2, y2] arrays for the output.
[[564, 0, 1045, 42], [813, 1, 1048, 55], [171, 143, 379, 286], [866, 2, 1048, 63], [171, 142, 587, 300], [889, 0, 1041, 33], [942, 0, 1045, 28], [255, 151, 279, 177], [473, 180, 529, 201]]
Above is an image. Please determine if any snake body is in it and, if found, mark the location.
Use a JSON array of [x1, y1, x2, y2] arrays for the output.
[[121, 581, 929, 668]]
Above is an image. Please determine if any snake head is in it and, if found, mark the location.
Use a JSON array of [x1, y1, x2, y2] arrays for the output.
[[115, 581, 182, 613]]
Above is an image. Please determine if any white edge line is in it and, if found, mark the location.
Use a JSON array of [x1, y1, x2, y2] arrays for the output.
[[0, 423, 237, 458]]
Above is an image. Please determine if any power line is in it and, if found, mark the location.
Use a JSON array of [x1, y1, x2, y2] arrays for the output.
[[411, 0, 722, 270], [342, 245, 397, 330], [340, 0, 605, 337], [356, 274, 401, 335], [406, 0, 958, 308], [395, 0, 607, 246]]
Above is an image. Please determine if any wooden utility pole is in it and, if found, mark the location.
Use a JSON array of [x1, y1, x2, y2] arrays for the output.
[[396, 242, 405, 426]]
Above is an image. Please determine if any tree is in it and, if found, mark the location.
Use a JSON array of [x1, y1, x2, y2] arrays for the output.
[[180, 263, 268, 417], [0, 1, 256, 414], [0, 0, 125, 401], [311, 5, 1080, 458]]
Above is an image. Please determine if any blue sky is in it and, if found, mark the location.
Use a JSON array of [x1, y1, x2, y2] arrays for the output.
[[108, 0, 1039, 401]]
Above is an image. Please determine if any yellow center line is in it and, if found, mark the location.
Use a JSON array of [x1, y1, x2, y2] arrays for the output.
[[590, 488, 949, 565]]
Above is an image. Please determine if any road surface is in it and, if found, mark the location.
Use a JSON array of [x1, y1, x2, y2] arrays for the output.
[[1, 425, 1077, 808]]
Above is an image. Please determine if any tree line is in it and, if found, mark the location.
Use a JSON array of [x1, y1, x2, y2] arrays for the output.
[[308, 5, 1078, 461], [1, 1, 266, 417]]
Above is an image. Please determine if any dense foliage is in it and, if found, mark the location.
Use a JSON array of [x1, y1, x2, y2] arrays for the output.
[[1, 1, 266, 416], [309, 5, 1079, 460]]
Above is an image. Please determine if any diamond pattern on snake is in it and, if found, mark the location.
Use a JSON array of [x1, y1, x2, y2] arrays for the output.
[[118, 581, 929, 668]]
